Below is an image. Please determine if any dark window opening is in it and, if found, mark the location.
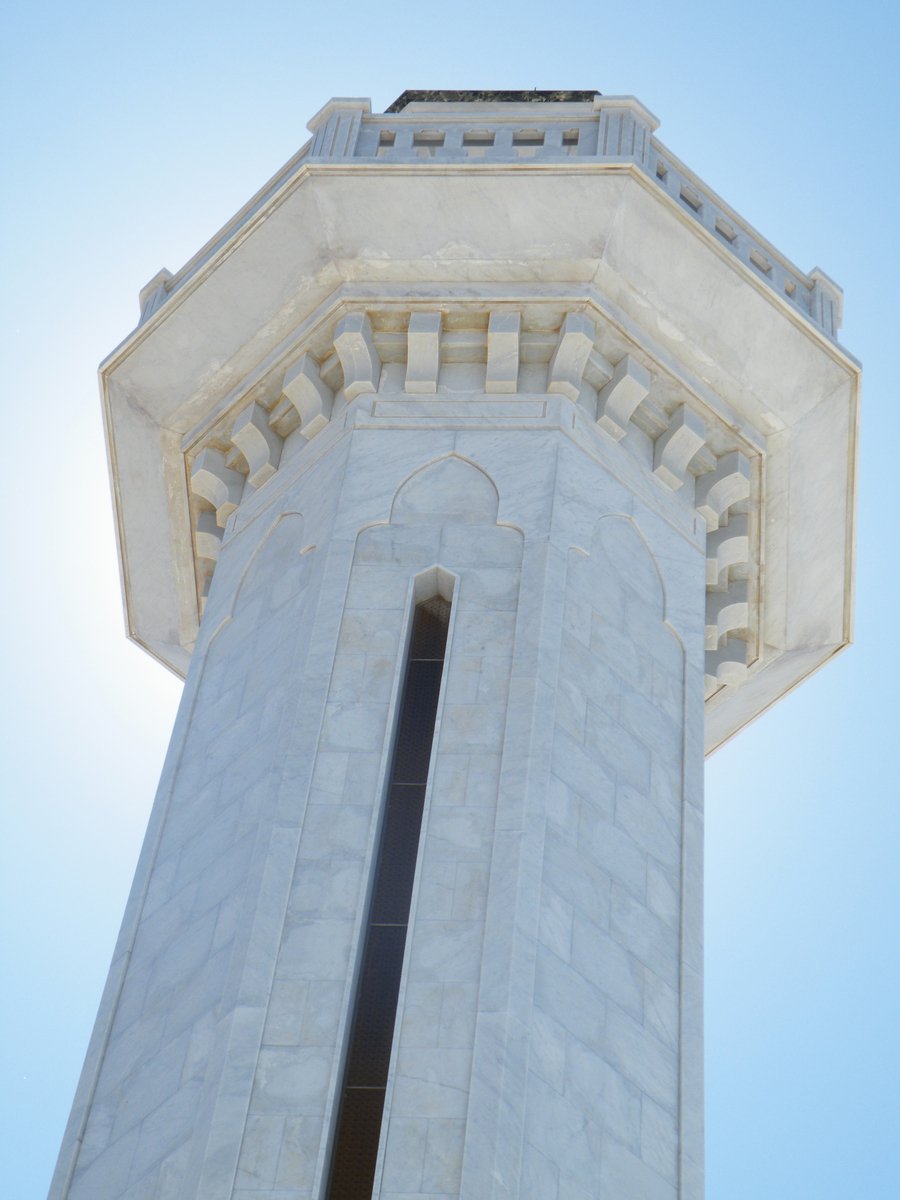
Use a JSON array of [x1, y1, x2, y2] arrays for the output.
[[325, 594, 451, 1199]]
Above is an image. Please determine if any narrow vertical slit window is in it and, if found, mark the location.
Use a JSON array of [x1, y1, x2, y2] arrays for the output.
[[326, 593, 451, 1199]]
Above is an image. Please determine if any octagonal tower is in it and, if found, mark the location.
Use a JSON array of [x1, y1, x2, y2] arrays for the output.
[[50, 92, 858, 1200]]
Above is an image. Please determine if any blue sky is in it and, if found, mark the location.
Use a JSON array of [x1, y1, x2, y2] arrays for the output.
[[1, 1, 898, 1196]]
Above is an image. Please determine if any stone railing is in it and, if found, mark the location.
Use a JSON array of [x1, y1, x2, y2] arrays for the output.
[[139, 95, 843, 342], [301, 96, 842, 340]]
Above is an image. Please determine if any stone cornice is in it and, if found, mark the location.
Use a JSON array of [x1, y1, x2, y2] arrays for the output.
[[100, 141, 859, 752], [122, 96, 846, 347], [181, 298, 759, 703]]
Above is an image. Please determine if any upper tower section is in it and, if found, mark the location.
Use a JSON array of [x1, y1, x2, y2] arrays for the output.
[[137, 92, 844, 340], [102, 91, 859, 751]]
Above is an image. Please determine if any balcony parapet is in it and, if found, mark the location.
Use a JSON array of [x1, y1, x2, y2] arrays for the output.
[[305, 94, 840, 339], [136, 94, 843, 342]]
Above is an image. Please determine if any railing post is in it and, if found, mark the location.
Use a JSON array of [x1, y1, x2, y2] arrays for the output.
[[594, 94, 659, 172], [809, 267, 843, 338], [306, 97, 371, 159]]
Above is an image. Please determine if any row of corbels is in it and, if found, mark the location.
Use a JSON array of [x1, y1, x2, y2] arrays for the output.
[[188, 310, 754, 689], [188, 341, 342, 606], [700, 456, 753, 697], [704, 513, 751, 697], [546, 309, 755, 694]]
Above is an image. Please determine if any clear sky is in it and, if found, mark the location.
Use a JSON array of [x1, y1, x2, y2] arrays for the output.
[[1, 1, 898, 1196]]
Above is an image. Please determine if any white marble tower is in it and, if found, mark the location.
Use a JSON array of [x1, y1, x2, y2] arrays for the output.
[[50, 92, 858, 1200]]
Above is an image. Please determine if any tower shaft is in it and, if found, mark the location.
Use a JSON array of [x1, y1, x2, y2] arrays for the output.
[[51, 92, 858, 1200], [56, 421, 705, 1200]]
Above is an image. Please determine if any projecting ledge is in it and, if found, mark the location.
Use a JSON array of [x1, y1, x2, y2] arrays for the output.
[[705, 641, 851, 753]]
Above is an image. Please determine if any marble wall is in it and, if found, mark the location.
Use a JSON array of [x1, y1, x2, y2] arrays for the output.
[[52, 416, 706, 1200]]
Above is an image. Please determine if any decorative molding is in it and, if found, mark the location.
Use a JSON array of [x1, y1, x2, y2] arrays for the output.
[[194, 510, 223, 563], [706, 581, 750, 650], [706, 516, 749, 587], [597, 354, 651, 440], [809, 268, 843, 340], [334, 313, 381, 399], [183, 301, 761, 702], [405, 312, 442, 393], [231, 402, 282, 488], [653, 404, 706, 489], [705, 637, 751, 694], [547, 313, 596, 401], [695, 451, 751, 531], [135, 97, 843, 344], [191, 448, 244, 527], [280, 353, 334, 438], [306, 97, 371, 159], [138, 268, 173, 323], [595, 97, 656, 168], [485, 311, 521, 393]]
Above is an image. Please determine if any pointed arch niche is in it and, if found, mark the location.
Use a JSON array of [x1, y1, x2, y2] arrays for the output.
[[287, 455, 524, 1199]]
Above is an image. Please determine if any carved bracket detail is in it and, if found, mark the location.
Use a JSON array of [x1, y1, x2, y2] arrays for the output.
[[184, 304, 761, 700]]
